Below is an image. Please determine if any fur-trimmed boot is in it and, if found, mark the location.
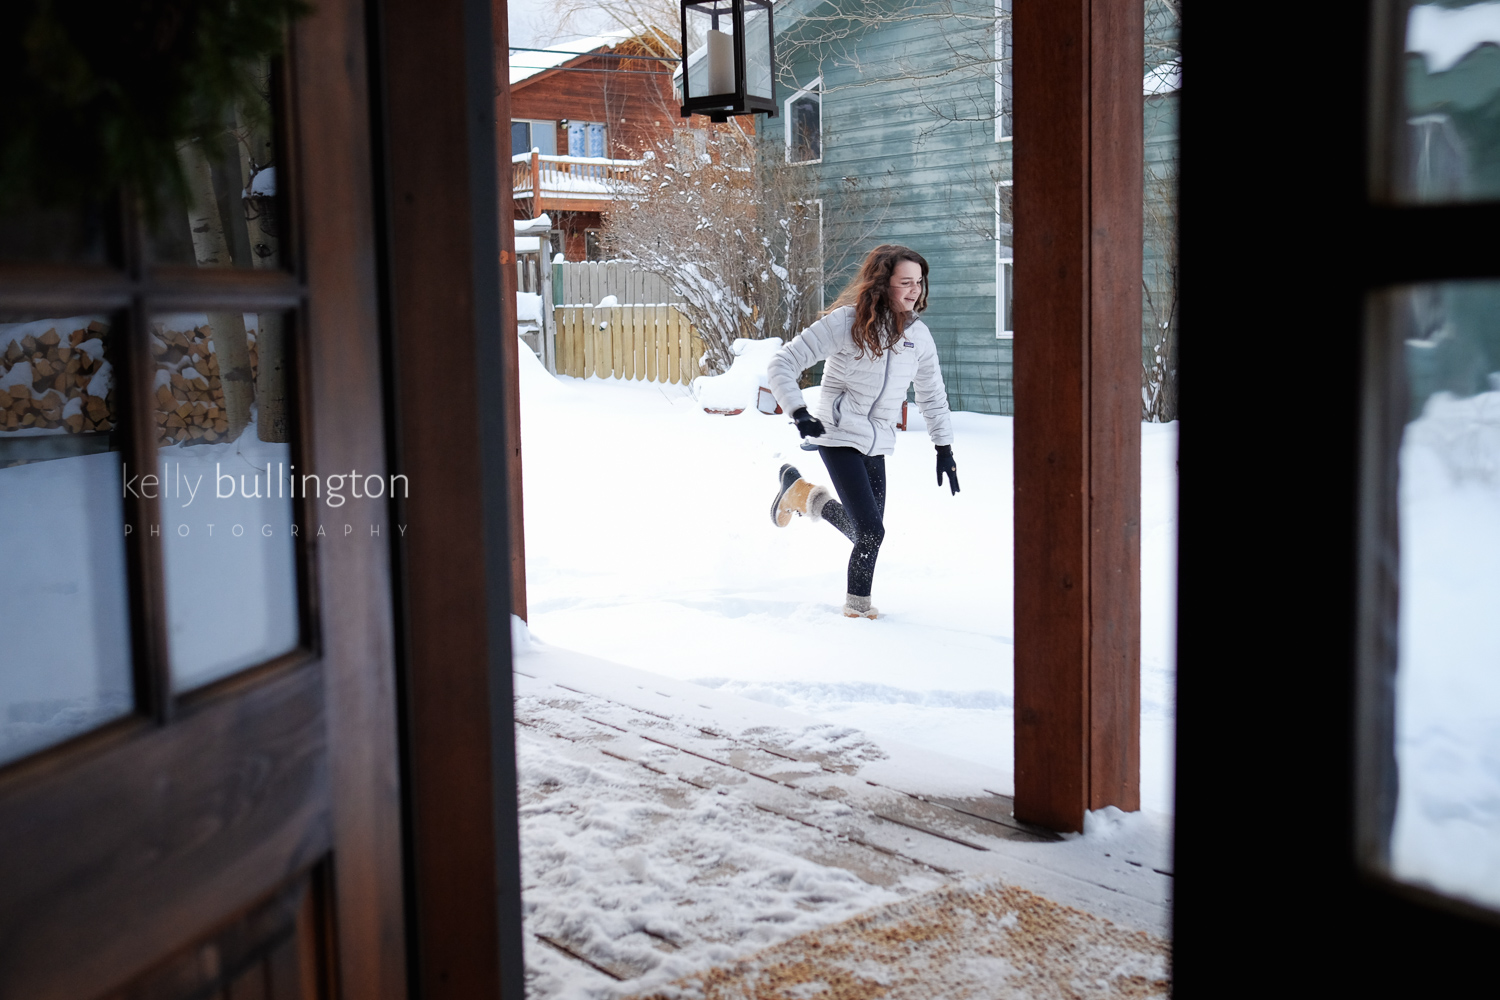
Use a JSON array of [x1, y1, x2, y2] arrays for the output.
[[843, 593, 878, 619], [770, 463, 833, 527]]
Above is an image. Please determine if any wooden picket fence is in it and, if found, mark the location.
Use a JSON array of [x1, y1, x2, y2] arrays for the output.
[[553, 304, 704, 384], [558, 260, 674, 306]]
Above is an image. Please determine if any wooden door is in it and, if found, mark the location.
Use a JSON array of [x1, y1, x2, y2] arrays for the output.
[[0, 2, 407, 996]]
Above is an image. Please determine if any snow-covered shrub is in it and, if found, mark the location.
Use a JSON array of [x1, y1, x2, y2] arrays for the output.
[[604, 122, 888, 376]]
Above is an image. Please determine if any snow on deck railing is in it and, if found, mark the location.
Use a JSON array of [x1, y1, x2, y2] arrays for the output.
[[512, 151, 647, 204], [511, 152, 647, 168]]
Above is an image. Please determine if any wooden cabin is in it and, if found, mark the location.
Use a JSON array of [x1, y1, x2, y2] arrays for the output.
[[508, 29, 680, 260]]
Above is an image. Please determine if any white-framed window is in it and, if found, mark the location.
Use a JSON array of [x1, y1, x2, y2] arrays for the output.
[[785, 78, 822, 164], [567, 121, 608, 158], [995, 0, 1012, 142], [510, 120, 557, 156], [996, 180, 1013, 338], [789, 197, 824, 318]]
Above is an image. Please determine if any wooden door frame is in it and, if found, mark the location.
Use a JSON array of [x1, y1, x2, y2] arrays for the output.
[[370, 0, 527, 995]]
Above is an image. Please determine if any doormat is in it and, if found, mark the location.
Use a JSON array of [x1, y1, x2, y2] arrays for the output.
[[626, 879, 1170, 1000]]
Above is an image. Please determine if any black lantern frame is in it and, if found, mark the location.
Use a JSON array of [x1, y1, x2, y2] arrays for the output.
[[679, 0, 778, 122]]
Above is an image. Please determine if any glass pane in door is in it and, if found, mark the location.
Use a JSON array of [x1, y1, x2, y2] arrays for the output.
[[0, 313, 132, 765], [0, 201, 112, 265], [150, 311, 299, 691], [148, 56, 285, 270], [1393, 2, 1500, 201], [1384, 280, 1500, 910]]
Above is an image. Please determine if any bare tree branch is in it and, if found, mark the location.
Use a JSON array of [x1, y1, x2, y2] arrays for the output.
[[604, 118, 891, 374]]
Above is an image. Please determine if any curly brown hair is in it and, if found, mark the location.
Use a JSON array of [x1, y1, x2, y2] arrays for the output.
[[824, 244, 930, 359]]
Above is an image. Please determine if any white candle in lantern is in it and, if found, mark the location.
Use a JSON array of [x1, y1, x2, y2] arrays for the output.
[[706, 28, 735, 95]]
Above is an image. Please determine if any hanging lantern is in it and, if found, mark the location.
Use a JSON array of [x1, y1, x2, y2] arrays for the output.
[[679, 0, 777, 123]]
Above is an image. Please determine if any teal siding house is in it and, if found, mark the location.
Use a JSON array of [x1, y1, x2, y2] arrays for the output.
[[763, 0, 1181, 418]]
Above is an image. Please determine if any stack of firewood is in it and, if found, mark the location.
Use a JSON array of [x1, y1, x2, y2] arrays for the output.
[[149, 324, 260, 446], [0, 318, 262, 445], [0, 320, 114, 433]]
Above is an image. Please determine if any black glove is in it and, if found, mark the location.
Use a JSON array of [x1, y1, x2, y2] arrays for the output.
[[791, 406, 825, 439], [936, 444, 959, 495]]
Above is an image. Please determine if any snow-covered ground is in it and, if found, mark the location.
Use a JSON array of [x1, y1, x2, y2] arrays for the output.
[[514, 340, 1179, 995], [517, 343, 1179, 814], [1391, 387, 1500, 910]]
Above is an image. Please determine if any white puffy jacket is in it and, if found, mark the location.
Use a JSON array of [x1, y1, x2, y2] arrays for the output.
[[766, 306, 954, 457]]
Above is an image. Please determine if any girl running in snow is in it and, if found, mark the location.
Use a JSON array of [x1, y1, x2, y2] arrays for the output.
[[766, 244, 959, 619]]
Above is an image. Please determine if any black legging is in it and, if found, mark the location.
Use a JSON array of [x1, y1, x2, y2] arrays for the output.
[[817, 446, 887, 598]]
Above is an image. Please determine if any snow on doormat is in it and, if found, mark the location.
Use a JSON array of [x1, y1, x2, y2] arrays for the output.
[[627, 878, 1169, 1000]]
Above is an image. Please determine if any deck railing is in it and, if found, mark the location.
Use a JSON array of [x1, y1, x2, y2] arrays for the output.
[[511, 151, 646, 212]]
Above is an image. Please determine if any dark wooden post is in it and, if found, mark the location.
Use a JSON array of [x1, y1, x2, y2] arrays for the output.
[[1012, 0, 1143, 832]]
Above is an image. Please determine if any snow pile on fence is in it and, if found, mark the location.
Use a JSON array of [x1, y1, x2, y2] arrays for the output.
[[0, 318, 114, 436], [690, 337, 783, 414], [516, 291, 544, 325]]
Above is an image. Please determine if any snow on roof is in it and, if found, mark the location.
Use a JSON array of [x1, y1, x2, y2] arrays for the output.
[[672, 42, 707, 87], [509, 29, 644, 86], [1408, 1, 1500, 73]]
